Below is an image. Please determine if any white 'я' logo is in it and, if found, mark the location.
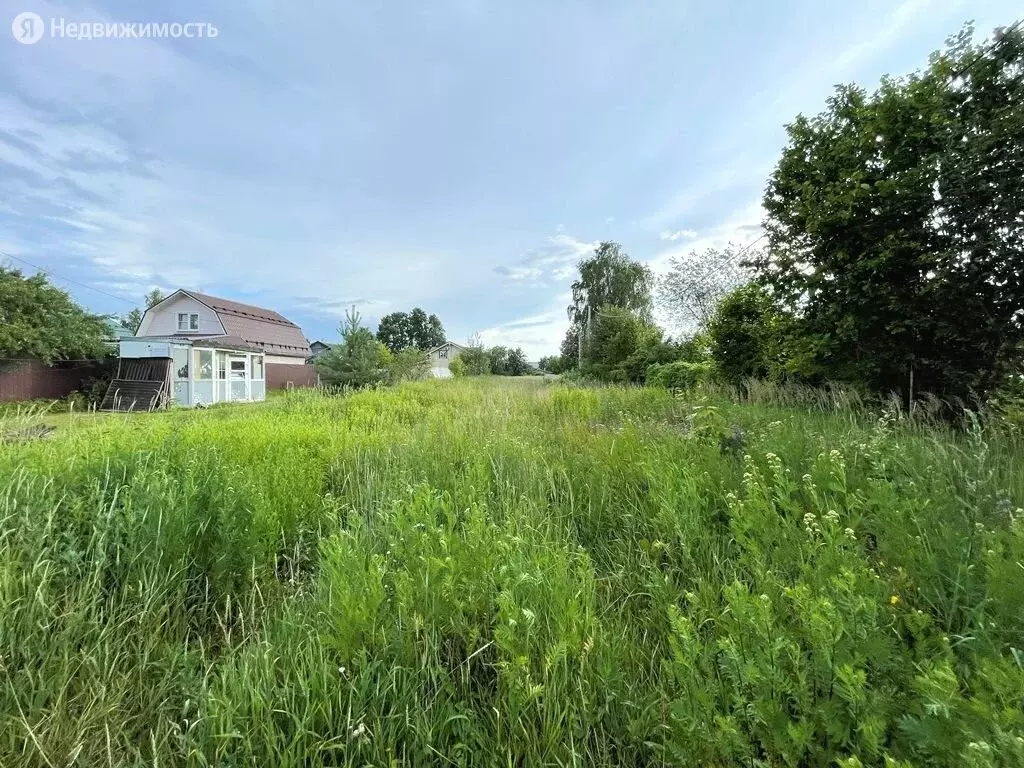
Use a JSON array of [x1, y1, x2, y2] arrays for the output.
[[12, 12, 45, 44]]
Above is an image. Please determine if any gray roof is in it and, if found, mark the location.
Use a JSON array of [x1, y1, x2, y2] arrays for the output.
[[182, 290, 311, 358], [133, 334, 262, 353], [428, 341, 467, 353]]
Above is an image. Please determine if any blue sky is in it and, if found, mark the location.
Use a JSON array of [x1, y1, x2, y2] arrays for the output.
[[1, 1, 1019, 358]]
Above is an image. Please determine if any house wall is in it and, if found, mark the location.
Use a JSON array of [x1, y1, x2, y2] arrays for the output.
[[265, 354, 306, 365], [428, 344, 463, 370], [139, 294, 225, 336], [120, 340, 173, 358]]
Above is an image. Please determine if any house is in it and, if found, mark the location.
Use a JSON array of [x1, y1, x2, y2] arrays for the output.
[[308, 340, 333, 361], [427, 341, 467, 378], [103, 318, 135, 349], [101, 290, 311, 411]]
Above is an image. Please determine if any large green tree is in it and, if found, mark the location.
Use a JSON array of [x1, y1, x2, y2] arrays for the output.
[[562, 241, 653, 367], [376, 312, 412, 352], [581, 306, 661, 382], [569, 241, 653, 328], [0, 266, 109, 364], [377, 308, 445, 352], [505, 347, 529, 376], [754, 24, 1024, 401]]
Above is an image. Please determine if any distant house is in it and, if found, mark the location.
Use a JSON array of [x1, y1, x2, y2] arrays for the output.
[[103, 318, 135, 349], [427, 341, 467, 378], [308, 340, 333, 361], [102, 290, 312, 411]]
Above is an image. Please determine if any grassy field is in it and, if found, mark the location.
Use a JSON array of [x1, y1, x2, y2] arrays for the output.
[[1, 378, 1022, 767]]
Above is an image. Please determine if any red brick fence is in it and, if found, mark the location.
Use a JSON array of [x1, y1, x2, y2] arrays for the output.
[[0, 359, 115, 403]]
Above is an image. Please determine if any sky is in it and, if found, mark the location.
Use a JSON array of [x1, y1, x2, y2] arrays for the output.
[[1, 1, 1020, 359]]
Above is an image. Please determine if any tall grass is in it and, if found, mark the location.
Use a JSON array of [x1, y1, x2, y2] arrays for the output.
[[1, 378, 1021, 766]]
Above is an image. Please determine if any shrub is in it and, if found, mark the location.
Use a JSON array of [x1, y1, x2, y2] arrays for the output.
[[460, 345, 491, 376], [449, 356, 467, 377], [316, 308, 389, 388], [386, 347, 431, 383], [708, 283, 782, 385], [646, 360, 714, 390]]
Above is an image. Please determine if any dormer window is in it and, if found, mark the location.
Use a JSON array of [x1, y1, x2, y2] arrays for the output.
[[177, 312, 199, 332]]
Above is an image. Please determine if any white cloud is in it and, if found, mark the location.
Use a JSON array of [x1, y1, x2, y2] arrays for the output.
[[648, 203, 764, 275], [494, 233, 597, 283], [660, 229, 697, 242], [478, 299, 570, 360]]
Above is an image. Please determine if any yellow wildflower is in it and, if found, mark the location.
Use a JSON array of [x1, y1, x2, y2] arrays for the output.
[[889, 595, 900, 606]]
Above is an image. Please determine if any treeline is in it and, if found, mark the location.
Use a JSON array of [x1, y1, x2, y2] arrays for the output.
[[316, 307, 537, 387], [544, 23, 1024, 408], [451, 344, 533, 377]]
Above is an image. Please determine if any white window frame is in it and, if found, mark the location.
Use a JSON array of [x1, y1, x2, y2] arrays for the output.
[[177, 312, 200, 332]]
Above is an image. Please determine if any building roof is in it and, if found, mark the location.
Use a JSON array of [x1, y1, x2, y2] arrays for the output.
[[104, 318, 136, 341], [132, 334, 262, 353], [429, 341, 467, 353], [177, 290, 311, 358]]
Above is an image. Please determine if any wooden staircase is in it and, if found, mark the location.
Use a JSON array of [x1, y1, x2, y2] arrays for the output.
[[100, 358, 171, 412]]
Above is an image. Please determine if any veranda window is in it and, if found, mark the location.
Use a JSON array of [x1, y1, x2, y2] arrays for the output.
[[194, 349, 213, 380]]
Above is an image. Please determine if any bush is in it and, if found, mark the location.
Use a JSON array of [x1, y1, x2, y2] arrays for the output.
[[709, 284, 785, 385], [581, 306, 661, 382], [449, 357, 467, 377], [646, 360, 714, 390], [385, 348, 431, 384], [316, 309, 390, 388], [460, 345, 491, 376]]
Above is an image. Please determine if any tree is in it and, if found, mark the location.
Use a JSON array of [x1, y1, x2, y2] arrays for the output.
[[121, 288, 164, 333], [423, 313, 446, 350], [377, 312, 412, 353], [581, 306, 661, 382], [316, 307, 388, 388], [565, 242, 653, 371], [489, 345, 509, 375], [657, 245, 750, 332], [408, 307, 446, 350], [460, 335, 491, 375], [0, 266, 109, 364], [559, 327, 581, 369], [377, 308, 446, 352], [538, 355, 571, 374], [569, 241, 653, 329], [708, 284, 783, 385], [506, 347, 529, 376], [755, 23, 1024, 402]]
